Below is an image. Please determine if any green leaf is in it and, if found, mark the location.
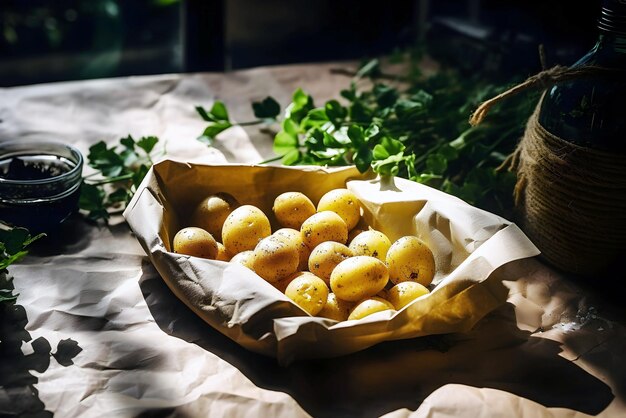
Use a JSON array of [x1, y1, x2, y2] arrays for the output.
[[293, 88, 310, 108], [108, 188, 130, 204], [79, 182, 106, 212], [287, 88, 314, 124], [88, 144, 126, 177], [372, 144, 389, 160], [120, 148, 139, 167], [201, 121, 232, 140], [340, 83, 358, 101], [273, 131, 299, 155], [372, 153, 405, 176], [347, 125, 365, 146], [322, 131, 343, 148], [210, 101, 230, 122], [373, 84, 398, 108], [354, 146, 373, 173], [282, 149, 301, 165], [324, 100, 347, 126], [196, 106, 212, 122], [438, 144, 459, 161], [364, 124, 380, 141], [349, 100, 373, 123], [282, 117, 300, 137], [395, 99, 426, 120], [252, 96, 281, 119], [0, 250, 28, 271], [132, 164, 149, 188], [137, 136, 159, 154], [300, 108, 329, 129], [0, 228, 34, 256], [380, 136, 405, 155], [120, 135, 135, 149], [304, 128, 324, 150], [426, 154, 448, 175]]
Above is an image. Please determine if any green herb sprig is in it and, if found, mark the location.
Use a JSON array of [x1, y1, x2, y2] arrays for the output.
[[196, 58, 537, 217], [79, 135, 163, 222], [0, 225, 44, 302]]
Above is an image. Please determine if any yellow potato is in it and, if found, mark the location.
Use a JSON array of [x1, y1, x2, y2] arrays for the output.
[[273, 192, 316, 230], [230, 250, 255, 270], [330, 256, 389, 302], [222, 205, 271, 255], [387, 281, 430, 310], [308, 241, 353, 284], [347, 227, 367, 245], [348, 230, 392, 261], [386, 236, 436, 286], [215, 242, 231, 261], [317, 188, 361, 230], [317, 293, 354, 321], [253, 236, 300, 282], [273, 270, 302, 293], [348, 297, 395, 320], [273, 228, 311, 271], [172, 227, 218, 259], [300, 211, 348, 249], [285, 272, 329, 316], [190, 192, 239, 239]]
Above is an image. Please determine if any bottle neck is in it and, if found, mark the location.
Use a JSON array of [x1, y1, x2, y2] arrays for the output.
[[594, 1, 626, 57], [598, 0, 626, 36]]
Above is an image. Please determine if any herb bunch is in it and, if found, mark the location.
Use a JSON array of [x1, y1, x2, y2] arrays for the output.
[[79, 135, 163, 221], [197, 58, 537, 217]]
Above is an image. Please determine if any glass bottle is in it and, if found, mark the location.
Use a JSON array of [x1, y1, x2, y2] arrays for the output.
[[538, 0, 626, 152]]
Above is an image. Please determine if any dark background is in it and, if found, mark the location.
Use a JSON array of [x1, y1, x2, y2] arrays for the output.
[[0, 0, 601, 86]]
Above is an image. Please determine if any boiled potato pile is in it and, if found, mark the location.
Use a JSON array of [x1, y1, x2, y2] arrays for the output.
[[172, 188, 436, 321]]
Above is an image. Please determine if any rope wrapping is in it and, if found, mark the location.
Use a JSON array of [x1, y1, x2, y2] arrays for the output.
[[470, 65, 626, 276], [504, 98, 626, 275]]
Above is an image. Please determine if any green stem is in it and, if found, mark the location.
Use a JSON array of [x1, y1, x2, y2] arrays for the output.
[[258, 154, 285, 164], [86, 173, 133, 186], [238, 120, 268, 127]]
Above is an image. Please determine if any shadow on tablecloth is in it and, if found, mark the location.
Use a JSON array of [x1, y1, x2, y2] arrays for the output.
[[138, 262, 614, 418]]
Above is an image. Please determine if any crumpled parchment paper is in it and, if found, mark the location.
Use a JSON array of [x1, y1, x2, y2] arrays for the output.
[[124, 160, 540, 364]]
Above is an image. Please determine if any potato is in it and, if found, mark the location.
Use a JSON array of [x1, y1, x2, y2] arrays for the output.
[[190, 192, 239, 239], [308, 241, 353, 284], [347, 227, 367, 245], [173, 227, 218, 259], [330, 256, 389, 302], [387, 281, 430, 310], [273, 192, 316, 230], [300, 211, 348, 249], [215, 242, 231, 261], [285, 272, 329, 316], [253, 236, 299, 282], [230, 250, 255, 270], [273, 270, 301, 293], [317, 293, 354, 321], [317, 188, 361, 230], [348, 230, 392, 261], [386, 236, 436, 286], [348, 297, 395, 321], [222, 205, 271, 255], [273, 228, 311, 271]]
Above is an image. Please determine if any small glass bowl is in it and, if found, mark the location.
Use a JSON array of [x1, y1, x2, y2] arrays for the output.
[[0, 141, 83, 233]]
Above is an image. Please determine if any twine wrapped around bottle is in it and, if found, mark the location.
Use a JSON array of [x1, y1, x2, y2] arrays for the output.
[[471, 65, 626, 276]]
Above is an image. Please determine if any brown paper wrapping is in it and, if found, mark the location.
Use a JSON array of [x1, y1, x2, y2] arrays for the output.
[[124, 160, 540, 365]]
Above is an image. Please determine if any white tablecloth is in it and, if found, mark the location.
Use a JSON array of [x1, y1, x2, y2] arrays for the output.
[[1, 63, 624, 417]]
